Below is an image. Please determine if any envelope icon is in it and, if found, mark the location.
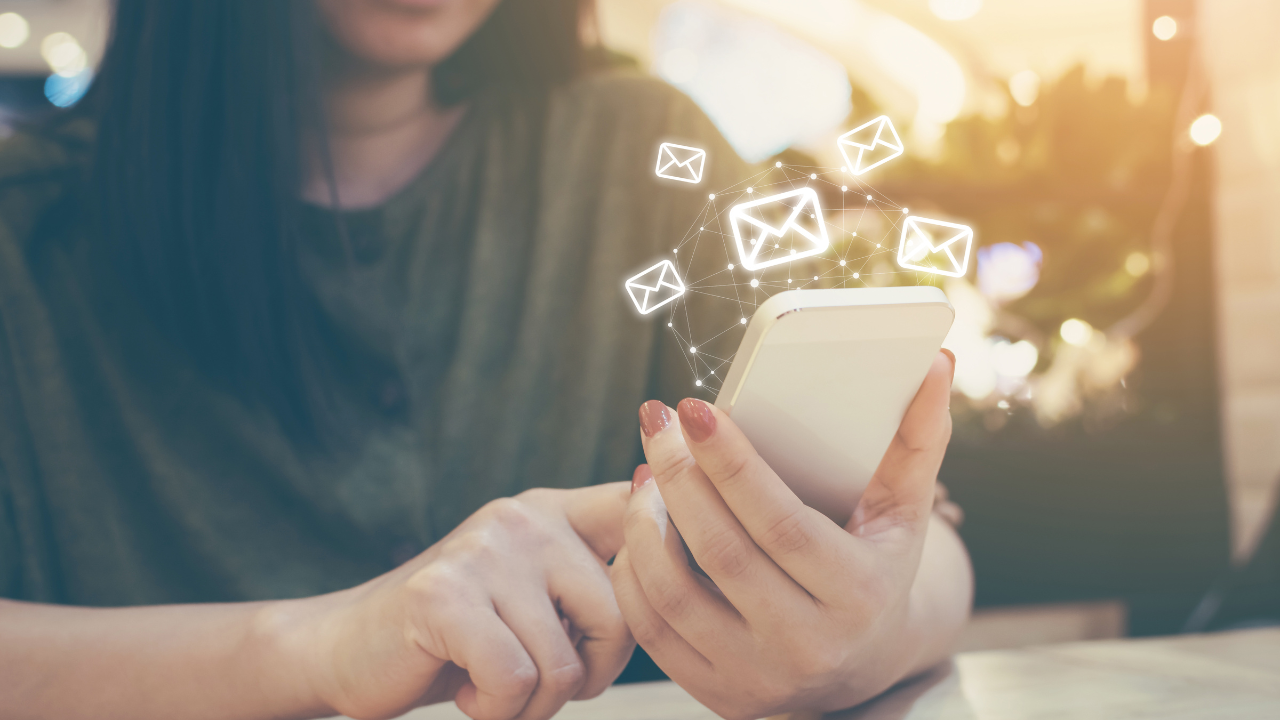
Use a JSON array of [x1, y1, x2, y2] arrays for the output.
[[625, 259, 686, 315], [729, 187, 830, 271], [655, 142, 706, 184], [837, 116, 904, 176], [897, 216, 974, 277]]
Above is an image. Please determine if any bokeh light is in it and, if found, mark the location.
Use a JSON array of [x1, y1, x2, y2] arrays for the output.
[[1009, 70, 1040, 107], [1189, 114, 1222, 146], [0, 12, 29, 49], [652, 1, 851, 162], [1060, 318, 1094, 346], [44, 69, 93, 108], [1152, 15, 1177, 41], [41, 32, 87, 77], [867, 14, 966, 142], [978, 241, 1042, 303], [930, 0, 983, 22], [992, 339, 1040, 378], [1125, 252, 1151, 276]]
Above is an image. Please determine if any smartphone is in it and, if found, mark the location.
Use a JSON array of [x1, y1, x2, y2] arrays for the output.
[[714, 287, 954, 526]]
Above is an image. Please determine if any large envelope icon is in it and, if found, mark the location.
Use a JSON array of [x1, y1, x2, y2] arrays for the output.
[[837, 116, 904, 176], [729, 187, 830, 271], [897, 216, 974, 277], [655, 142, 706, 184], [625, 259, 686, 315]]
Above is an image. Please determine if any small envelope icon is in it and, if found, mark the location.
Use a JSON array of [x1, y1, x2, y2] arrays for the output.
[[897, 216, 974, 277], [729, 187, 830, 271], [837, 116, 904, 176], [655, 142, 706, 184], [625, 259, 686, 315]]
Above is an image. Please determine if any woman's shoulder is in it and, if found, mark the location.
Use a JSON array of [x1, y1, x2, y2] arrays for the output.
[[561, 69, 695, 111], [549, 69, 725, 146]]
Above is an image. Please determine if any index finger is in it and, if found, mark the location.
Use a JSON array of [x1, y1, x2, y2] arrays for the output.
[[673, 397, 856, 593], [637, 401, 809, 622]]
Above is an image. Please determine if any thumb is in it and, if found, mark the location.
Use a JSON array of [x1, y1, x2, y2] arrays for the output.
[[849, 350, 954, 545], [563, 481, 632, 561]]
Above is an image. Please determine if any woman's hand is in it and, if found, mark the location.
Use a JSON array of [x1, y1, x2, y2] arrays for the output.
[[611, 352, 970, 719], [284, 484, 634, 720]]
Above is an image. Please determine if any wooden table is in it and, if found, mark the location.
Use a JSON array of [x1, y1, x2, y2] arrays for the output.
[[377, 627, 1280, 720]]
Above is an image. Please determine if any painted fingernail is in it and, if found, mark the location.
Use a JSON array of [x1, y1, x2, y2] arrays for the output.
[[639, 400, 671, 438], [631, 464, 654, 494], [940, 348, 956, 384], [677, 398, 716, 443]]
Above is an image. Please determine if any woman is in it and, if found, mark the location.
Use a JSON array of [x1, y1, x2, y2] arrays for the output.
[[0, 1, 972, 719]]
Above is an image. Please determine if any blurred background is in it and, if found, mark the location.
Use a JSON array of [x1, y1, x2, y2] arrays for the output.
[[2, 0, 1276, 646]]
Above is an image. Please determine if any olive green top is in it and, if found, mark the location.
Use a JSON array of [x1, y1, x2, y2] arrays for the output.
[[0, 73, 748, 605]]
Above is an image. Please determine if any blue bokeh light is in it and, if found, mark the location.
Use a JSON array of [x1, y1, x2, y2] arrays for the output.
[[44, 70, 93, 108]]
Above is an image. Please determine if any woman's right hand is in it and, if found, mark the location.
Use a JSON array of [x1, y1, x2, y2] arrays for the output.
[[277, 483, 633, 720]]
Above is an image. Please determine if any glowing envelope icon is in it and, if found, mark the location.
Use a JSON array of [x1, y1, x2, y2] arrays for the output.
[[729, 187, 830, 271], [625, 259, 686, 315], [655, 142, 707, 184], [837, 116, 904, 176], [897, 216, 974, 277]]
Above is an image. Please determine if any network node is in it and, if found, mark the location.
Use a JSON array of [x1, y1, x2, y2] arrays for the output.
[[787, 278, 793, 283], [709, 193, 715, 200], [840, 260, 846, 266], [902, 207, 909, 213], [667, 322, 673, 327], [690, 347, 697, 354], [853, 272, 860, 279], [810, 173, 817, 180], [866, 195, 873, 201], [696, 380, 703, 387], [740, 317, 747, 324], [841, 166, 848, 173], [750, 279, 759, 288], [746, 187, 753, 193], [775, 161, 782, 167], [727, 263, 734, 270], [842, 186, 848, 192]]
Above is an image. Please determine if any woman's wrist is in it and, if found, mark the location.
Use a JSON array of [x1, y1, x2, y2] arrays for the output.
[[897, 514, 973, 678], [816, 514, 972, 714], [247, 595, 343, 719]]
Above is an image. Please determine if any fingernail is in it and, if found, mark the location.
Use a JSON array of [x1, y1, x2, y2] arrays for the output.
[[631, 464, 654, 494], [677, 398, 716, 443], [940, 348, 956, 385], [639, 400, 671, 438]]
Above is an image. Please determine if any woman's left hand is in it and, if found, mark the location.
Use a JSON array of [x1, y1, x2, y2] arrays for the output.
[[610, 352, 957, 720]]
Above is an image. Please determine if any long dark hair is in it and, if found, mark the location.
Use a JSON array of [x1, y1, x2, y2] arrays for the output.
[[85, 0, 586, 442]]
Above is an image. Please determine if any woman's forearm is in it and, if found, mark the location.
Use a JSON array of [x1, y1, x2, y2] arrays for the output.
[[0, 597, 327, 720], [902, 514, 975, 678]]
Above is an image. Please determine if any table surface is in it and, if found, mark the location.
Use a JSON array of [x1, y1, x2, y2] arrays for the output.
[[374, 627, 1280, 720]]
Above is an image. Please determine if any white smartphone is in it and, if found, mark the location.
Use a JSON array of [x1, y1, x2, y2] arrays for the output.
[[714, 287, 954, 526]]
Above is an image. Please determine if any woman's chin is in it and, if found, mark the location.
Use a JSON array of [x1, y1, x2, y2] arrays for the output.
[[375, 0, 455, 11], [316, 0, 502, 70]]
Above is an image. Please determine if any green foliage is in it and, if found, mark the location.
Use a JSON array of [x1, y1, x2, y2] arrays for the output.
[[882, 66, 1179, 333]]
